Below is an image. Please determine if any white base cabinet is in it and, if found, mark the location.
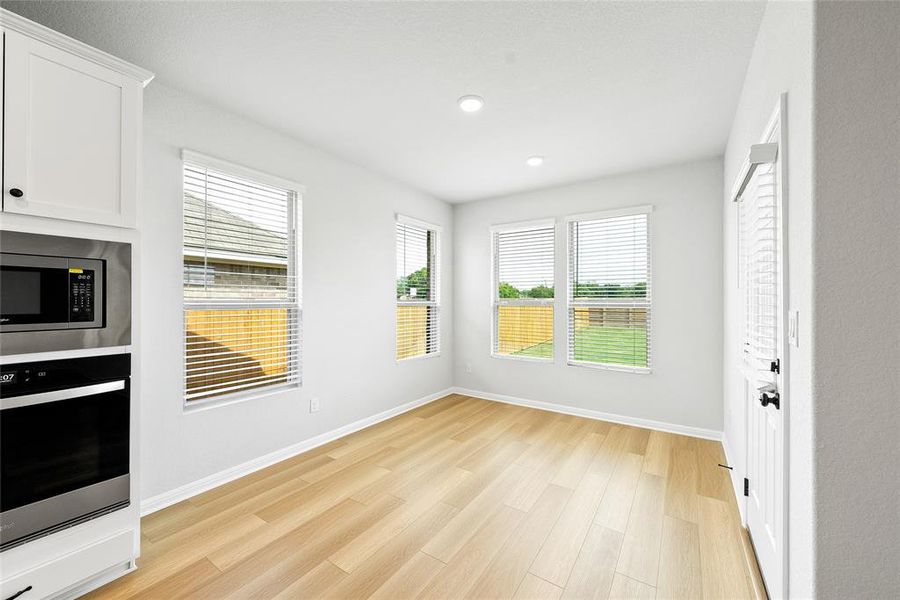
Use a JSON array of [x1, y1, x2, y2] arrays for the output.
[[0, 531, 135, 600]]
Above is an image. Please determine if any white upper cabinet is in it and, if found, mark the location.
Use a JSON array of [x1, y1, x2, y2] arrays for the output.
[[2, 12, 153, 228]]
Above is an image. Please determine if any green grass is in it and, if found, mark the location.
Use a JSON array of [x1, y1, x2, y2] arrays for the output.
[[513, 340, 554, 359], [513, 325, 648, 367]]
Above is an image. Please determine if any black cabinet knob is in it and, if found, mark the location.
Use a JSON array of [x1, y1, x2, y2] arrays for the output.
[[9, 188, 24, 198]]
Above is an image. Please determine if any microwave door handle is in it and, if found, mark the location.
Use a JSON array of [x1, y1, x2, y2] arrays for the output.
[[0, 380, 126, 410]]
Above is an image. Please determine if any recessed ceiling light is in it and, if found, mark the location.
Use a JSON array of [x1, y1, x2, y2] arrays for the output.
[[526, 156, 544, 167], [458, 95, 485, 113]]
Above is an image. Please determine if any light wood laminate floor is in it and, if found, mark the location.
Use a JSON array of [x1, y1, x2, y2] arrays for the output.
[[86, 395, 765, 599]]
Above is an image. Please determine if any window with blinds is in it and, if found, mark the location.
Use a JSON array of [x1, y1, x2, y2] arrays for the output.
[[491, 221, 555, 360], [396, 216, 440, 360], [182, 152, 301, 403], [739, 161, 778, 380], [567, 207, 651, 371]]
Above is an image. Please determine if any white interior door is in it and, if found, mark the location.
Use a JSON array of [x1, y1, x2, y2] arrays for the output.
[[738, 100, 788, 599]]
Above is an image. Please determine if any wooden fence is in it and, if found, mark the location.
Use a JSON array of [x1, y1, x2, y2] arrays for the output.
[[185, 308, 290, 400], [494, 306, 649, 356], [496, 305, 553, 355], [572, 306, 648, 329], [396, 305, 430, 360]]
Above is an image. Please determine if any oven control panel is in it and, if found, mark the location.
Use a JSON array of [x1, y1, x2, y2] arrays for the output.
[[0, 353, 130, 397], [69, 269, 95, 322]]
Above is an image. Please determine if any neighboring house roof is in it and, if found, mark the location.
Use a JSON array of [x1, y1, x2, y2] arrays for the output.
[[184, 193, 287, 261]]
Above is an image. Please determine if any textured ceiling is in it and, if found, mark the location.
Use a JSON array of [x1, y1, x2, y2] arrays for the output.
[[3, 1, 765, 202]]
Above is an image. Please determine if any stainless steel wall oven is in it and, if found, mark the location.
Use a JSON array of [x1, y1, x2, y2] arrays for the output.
[[0, 353, 131, 550]]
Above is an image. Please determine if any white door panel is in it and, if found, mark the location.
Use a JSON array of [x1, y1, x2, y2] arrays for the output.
[[737, 97, 788, 599]]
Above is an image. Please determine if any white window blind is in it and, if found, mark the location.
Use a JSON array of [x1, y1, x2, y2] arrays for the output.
[[396, 216, 440, 360], [183, 154, 301, 403], [740, 161, 778, 382], [491, 221, 555, 360], [567, 208, 651, 371]]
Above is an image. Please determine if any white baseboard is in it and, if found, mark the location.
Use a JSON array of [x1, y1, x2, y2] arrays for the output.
[[453, 386, 722, 441], [140, 387, 454, 516]]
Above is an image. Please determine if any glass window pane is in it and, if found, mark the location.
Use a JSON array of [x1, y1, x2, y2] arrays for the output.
[[568, 212, 651, 369], [570, 306, 648, 368], [396, 220, 440, 360], [496, 305, 553, 358], [183, 159, 300, 402]]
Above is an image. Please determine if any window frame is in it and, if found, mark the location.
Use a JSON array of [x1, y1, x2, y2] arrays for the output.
[[566, 205, 653, 374], [490, 218, 557, 363], [395, 213, 442, 362], [181, 149, 304, 409]]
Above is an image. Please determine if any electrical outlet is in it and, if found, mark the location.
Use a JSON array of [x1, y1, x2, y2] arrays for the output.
[[310, 397, 320, 413], [465, 363, 472, 374]]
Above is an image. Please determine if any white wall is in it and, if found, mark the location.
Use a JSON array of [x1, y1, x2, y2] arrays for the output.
[[723, 2, 814, 596], [812, 3, 900, 597], [140, 83, 453, 501], [453, 158, 723, 434]]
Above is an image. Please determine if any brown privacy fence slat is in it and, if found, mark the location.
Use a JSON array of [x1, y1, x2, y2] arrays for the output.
[[496, 305, 553, 357], [396, 305, 434, 360], [185, 308, 295, 400]]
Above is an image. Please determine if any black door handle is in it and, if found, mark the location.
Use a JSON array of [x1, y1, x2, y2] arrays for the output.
[[760, 390, 780, 410], [9, 188, 24, 198]]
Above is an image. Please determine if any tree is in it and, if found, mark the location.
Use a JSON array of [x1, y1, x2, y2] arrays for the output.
[[497, 282, 555, 298], [526, 284, 554, 298], [498, 282, 521, 298], [396, 267, 431, 299]]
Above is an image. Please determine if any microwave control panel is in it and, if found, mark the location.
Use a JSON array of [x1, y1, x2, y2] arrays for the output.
[[69, 269, 95, 322]]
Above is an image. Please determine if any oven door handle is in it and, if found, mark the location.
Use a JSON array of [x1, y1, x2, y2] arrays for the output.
[[0, 380, 126, 410]]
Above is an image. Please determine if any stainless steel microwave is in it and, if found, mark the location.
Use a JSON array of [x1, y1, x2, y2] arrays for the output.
[[0, 253, 105, 331], [0, 232, 131, 354]]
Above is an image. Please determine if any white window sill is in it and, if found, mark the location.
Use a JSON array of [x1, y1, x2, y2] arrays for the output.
[[566, 360, 652, 375], [183, 381, 301, 413], [490, 353, 554, 364], [396, 351, 442, 364]]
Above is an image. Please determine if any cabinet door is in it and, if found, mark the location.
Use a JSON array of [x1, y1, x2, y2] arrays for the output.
[[3, 29, 140, 228]]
